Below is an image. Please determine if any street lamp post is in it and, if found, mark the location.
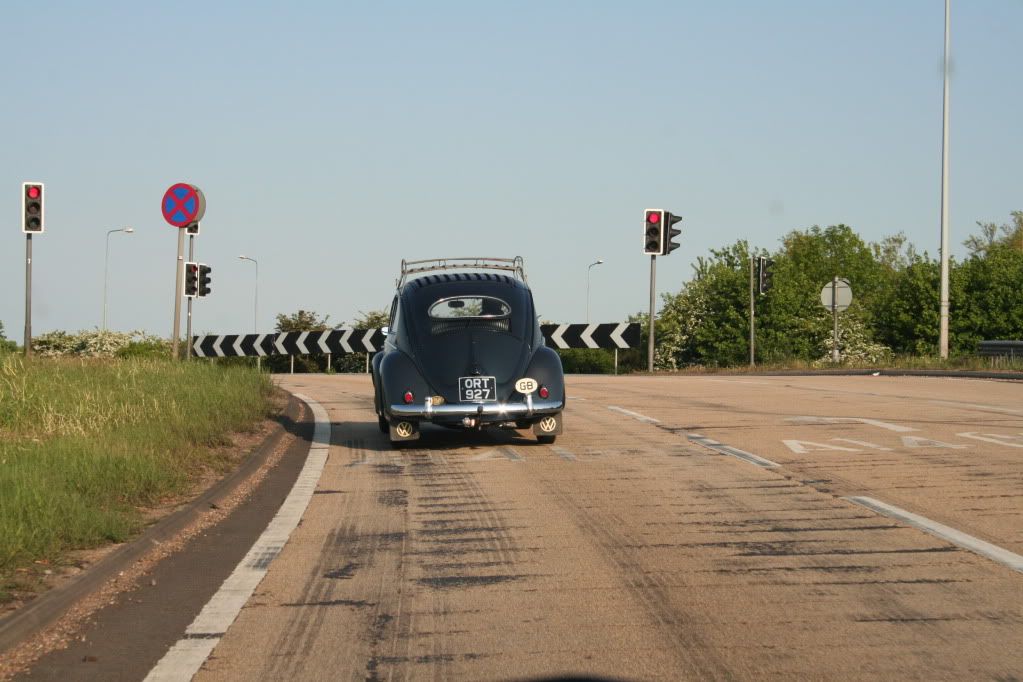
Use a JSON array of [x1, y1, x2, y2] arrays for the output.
[[586, 259, 604, 323], [102, 227, 134, 331], [239, 255, 259, 369]]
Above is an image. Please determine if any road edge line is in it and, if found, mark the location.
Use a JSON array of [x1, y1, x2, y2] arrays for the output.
[[606, 405, 660, 424], [143, 392, 331, 682], [845, 496, 1023, 575], [687, 434, 780, 468]]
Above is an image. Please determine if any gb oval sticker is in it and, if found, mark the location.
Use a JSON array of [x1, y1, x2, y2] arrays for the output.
[[515, 378, 538, 394]]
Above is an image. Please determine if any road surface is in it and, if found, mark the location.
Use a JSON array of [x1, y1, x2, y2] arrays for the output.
[[186, 373, 1023, 680]]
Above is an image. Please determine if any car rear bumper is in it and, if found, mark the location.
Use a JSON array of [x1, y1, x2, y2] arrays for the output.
[[388, 396, 563, 421]]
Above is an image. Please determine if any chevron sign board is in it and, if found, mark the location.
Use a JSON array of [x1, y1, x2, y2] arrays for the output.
[[540, 323, 640, 350], [192, 323, 638, 358], [191, 329, 386, 358]]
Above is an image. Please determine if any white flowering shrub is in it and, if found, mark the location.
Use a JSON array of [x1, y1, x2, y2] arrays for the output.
[[813, 308, 893, 366], [32, 329, 168, 358]]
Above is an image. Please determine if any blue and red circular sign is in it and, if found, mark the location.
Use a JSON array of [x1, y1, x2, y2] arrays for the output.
[[161, 183, 206, 228]]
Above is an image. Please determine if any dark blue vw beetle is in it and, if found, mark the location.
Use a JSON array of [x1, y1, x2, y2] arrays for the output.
[[372, 257, 565, 447]]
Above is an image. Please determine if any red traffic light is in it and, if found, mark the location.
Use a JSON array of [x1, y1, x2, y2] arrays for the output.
[[646, 212, 660, 224], [26, 185, 41, 199]]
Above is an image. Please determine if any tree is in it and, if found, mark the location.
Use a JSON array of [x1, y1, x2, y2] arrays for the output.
[[269, 309, 332, 373], [333, 309, 389, 373], [0, 320, 16, 354], [963, 211, 1023, 257]]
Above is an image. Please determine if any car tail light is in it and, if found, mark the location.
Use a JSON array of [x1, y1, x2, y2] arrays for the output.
[[538, 386, 549, 399], [403, 391, 414, 404]]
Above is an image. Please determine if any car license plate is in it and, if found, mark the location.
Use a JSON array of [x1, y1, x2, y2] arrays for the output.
[[458, 376, 497, 402]]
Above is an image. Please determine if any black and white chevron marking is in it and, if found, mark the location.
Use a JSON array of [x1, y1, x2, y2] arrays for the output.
[[192, 329, 388, 358], [540, 322, 640, 350], [192, 323, 638, 357]]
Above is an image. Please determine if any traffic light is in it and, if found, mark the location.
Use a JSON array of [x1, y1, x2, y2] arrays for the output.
[[758, 257, 775, 294], [198, 264, 212, 297], [184, 262, 199, 298], [662, 212, 682, 255], [22, 182, 44, 233], [643, 209, 664, 255]]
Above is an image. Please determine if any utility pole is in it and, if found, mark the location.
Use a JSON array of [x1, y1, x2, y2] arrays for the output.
[[938, 0, 952, 359]]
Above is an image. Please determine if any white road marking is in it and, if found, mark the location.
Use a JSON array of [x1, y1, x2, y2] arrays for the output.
[[687, 434, 779, 468], [957, 432, 1023, 448], [846, 496, 1023, 575], [607, 406, 660, 424], [782, 439, 861, 454], [551, 446, 576, 461], [831, 438, 892, 451], [900, 436, 967, 449], [785, 416, 917, 432], [930, 400, 1022, 415], [144, 393, 331, 682]]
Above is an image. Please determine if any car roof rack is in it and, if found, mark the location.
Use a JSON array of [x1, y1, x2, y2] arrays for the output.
[[398, 256, 526, 288]]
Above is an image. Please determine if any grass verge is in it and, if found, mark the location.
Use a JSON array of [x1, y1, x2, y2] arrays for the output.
[[0, 355, 274, 602]]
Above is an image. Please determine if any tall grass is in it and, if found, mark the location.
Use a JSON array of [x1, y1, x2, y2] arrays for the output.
[[0, 355, 273, 589]]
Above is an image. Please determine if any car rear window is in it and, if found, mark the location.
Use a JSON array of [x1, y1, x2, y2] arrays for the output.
[[428, 296, 511, 334]]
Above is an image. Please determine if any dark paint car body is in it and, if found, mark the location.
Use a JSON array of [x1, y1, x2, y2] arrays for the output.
[[372, 260, 565, 446]]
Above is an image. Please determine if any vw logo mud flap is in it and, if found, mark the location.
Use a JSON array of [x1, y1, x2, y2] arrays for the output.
[[532, 414, 562, 436], [390, 420, 420, 441]]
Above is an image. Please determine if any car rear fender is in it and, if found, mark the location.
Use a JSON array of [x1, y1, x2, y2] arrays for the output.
[[379, 350, 432, 415], [521, 346, 566, 405]]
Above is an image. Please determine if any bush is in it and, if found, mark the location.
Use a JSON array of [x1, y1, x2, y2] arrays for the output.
[[32, 329, 168, 358]]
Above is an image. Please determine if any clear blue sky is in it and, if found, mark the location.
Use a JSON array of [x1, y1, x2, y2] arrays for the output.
[[2, 1, 1021, 338]]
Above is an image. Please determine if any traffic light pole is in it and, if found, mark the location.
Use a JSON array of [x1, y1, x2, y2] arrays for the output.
[[186, 235, 195, 359], [24, 235, 32, 357], [749, 257, 755, 367], [647, 255, 656, 373], [172, 228, 185, 359]]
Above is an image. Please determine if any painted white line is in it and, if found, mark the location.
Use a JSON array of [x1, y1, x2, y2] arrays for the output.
[[930, 400, 1022, 416], [785, 416, 916, 432], [144, 393, 331, 682], [607, 406, 660, 424], [551, 446, 577, 461], [687, 434, 779, 468], [957, 432, 1023, 448], [846, 496, 1023, 575]]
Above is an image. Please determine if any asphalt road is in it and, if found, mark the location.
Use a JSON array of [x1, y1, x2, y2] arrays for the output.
[[181, 374, 1022, 681]]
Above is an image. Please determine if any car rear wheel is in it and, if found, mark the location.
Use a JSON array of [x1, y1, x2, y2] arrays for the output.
[[537, 434, 556, 445], [378, 415, 388, 433]]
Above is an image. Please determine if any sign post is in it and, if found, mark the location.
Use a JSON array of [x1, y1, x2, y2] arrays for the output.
[[162, 183, 206, 359], [648, 255, 656, 372], [820, 278, 853, 363]]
